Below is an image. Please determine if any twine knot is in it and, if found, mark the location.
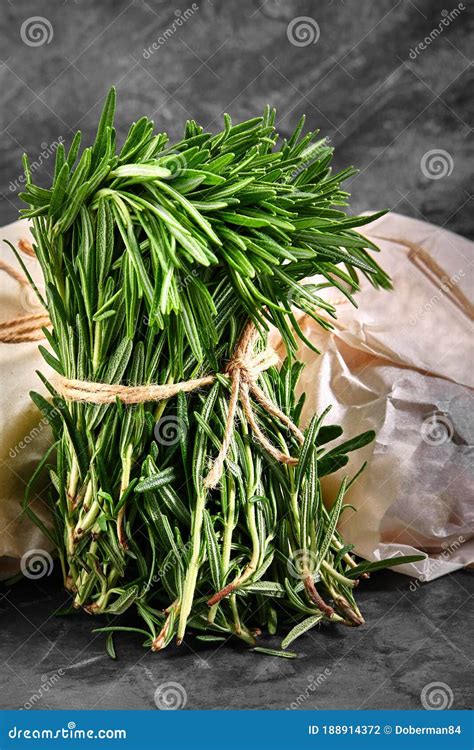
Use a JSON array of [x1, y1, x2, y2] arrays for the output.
[[50, 320, 304, 489]]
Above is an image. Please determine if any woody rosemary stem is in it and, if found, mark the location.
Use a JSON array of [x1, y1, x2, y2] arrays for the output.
[[237, 425, 260, 587], [230, 594, 255, 645], [222, 475, 236, 574], [177, 490, 206, 645], [208, 473, 236, 624], [92, 321, 101, 374], [117, 443, 133, 548], [66, 455, 79, 509]]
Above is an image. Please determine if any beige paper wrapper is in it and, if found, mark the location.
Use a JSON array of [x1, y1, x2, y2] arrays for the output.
[[273, 212, 473, 581], [1, 214, 472, 581], [0, 219, 53, 579]]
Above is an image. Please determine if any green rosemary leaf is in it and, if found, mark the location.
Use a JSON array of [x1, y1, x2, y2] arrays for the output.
[[316, 478, 347, 574], [118, 215, 154, 305], [105, 632, 117, 659], [346, 555, 427, 579], [38, 345, 63, 375], [203, 509, 222, 590], [196, 635, 226, 642], [281, 613, 324, 649], [244, 581, 285, 597], [96, 198, 114, 288], [295, 414, 320, 496], [91, 87, 116, 168], [317, 425, 344, 446], [67, 147, 92, 197], [318, 429, 375, 475], [251, 647, 297, 659], [104, 585, 139, 615], [52, 142, 66, 184], [118, 118, 154, 163], [66, 131, 82, 168], [135, 468, 176, 493], [48, 162, 69, 218], [181, 291, 204, 361], [92, 626, 151, 637], [54, 179, 92, 234], [110, 163, 172, 180], [156, 180, 222, 246], [157, 484, 191, 527]]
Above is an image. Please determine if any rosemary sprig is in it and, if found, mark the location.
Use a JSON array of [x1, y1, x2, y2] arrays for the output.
[[19, 88, 423, 654]]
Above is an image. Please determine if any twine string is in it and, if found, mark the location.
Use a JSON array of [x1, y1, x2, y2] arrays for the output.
[[0, 311, 50, 343], [0, 254, 49, 343], [53, 319, 304, 489]]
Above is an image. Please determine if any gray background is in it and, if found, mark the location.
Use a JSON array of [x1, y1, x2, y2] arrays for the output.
[[1, 0, 473, 712], [1, 0, 473, 235]]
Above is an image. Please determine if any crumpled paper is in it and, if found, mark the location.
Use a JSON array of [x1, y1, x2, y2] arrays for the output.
[[273, 212, 473, 580], [0, 219, 53, 579], [1, 214, 472, 581]]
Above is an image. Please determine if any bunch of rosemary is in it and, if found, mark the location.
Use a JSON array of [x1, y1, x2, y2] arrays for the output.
[[15, 89, 422, 656]]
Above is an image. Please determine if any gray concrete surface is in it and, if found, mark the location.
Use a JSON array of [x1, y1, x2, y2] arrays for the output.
[[1, 569, 472, 710]]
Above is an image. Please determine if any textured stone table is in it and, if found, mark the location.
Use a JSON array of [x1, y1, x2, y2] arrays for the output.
[[0, 571, 473, 709], [1, 569, 472, 710]]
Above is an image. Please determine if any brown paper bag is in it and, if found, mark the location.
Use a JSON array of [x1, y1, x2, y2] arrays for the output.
[[273, 212, 473, 581], [0, 219, 53, 579]]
